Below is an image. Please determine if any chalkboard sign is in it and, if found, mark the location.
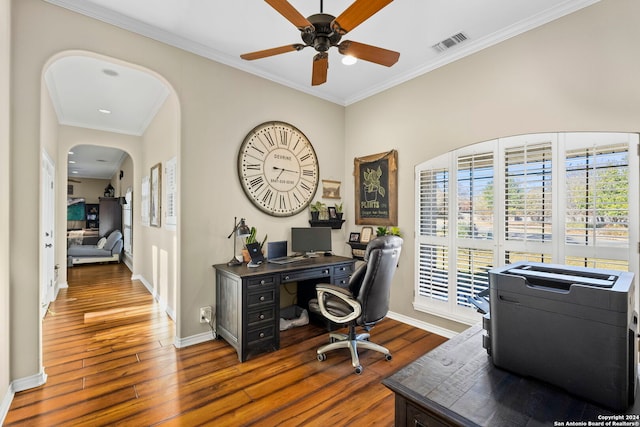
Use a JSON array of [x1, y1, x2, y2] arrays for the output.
[[354, 150, 397, 226]]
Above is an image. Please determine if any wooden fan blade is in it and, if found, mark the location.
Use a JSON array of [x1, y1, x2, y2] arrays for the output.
[[312, 53, 328, 86], [241, 44, 305, 60], [265, 0, 314, 31], [338, 40, 399, 67], [331, 0, 393, 35]]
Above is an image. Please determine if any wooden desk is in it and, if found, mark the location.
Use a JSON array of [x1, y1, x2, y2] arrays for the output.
[[213, 255, 355, 362], [383, 324, 640, 426]]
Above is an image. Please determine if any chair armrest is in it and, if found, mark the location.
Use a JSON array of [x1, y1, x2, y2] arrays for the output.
[[316, 284, 361, 324]]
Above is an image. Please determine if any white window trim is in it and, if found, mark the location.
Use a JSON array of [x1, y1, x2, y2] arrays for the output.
[[415, 132, 639, 323]]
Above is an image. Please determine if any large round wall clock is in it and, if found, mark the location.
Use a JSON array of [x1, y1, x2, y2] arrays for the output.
[[238, 121, 319, 217]]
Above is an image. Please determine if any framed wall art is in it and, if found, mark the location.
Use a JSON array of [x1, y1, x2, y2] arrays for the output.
[[150, 162, 162, 227], [354, 150, 398, 226], [322, 179, 341, 199]]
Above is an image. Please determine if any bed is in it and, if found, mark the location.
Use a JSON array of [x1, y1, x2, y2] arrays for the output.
[[67, 230, 123, 266]]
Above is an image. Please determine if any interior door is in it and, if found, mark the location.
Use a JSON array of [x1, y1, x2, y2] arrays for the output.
[[40, 151, 55, 318]]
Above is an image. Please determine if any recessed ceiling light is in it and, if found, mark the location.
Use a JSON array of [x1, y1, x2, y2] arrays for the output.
[[342, 56, 357, 66], [68, 160, 76, 164], [96, 159, 107, 162], [68, 151, 74, 155], [98, 108, 112, 114], [102, 68, 119, 77], [71, 171, 78, 174]]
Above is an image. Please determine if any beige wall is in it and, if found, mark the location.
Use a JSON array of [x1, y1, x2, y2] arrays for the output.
[[1, 0, 10, 420], [344, 0, 640, 332], [68, 178, 111, 204], [139, 91, 179, 320]]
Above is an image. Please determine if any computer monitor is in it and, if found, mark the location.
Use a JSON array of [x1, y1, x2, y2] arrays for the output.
[[291, 227, 332, 257]]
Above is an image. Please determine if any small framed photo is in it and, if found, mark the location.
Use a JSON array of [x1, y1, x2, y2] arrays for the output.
[[327, 206, 337, 219], [360, 227, 373, 243], [349, 232, 361, 243]]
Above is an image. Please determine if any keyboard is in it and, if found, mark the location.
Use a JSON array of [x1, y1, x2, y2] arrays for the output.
[[268, 255, 305, 265]]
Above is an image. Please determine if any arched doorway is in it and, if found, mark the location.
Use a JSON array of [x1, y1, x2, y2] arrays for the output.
[[40, 51, 181, 381]]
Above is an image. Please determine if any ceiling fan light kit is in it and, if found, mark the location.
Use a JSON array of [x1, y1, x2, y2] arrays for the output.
[[241, 0, 400, 86]]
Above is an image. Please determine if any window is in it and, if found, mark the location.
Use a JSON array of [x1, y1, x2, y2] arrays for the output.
[[415, 133, 639, 324]]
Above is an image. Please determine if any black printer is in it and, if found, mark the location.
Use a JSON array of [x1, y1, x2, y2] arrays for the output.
[[482, 262, 637, 411]]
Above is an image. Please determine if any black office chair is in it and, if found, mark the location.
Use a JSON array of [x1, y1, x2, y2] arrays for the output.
[[308, 235, 403, 374]]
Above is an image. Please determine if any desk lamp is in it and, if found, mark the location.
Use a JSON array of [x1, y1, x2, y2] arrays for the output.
[[227, 217, 251, 266]]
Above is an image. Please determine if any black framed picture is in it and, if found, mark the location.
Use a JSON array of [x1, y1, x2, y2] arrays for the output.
[[349, 232, 361, 243], [354, 150, 398, 226], [327, 206, 337, 219]]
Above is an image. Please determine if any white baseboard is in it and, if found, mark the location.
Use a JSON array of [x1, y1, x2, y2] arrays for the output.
[[1, 370, 47, 424], [131, 273, 152, 294], [56, 281, 68, 290], [131, 275, 211, 349], [174, 331, 215, 349], [0, 384, 15, 426], [386, 311, 459, 339], [131, 274, 176, 322], [11, 370, 47, 393]]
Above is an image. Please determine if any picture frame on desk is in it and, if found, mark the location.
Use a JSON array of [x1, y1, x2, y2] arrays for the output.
[[349, 232, 361, 243], [360, 227, 373, 243], [327, 206, 337, 219]]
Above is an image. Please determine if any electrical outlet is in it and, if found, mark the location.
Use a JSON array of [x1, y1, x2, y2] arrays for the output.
[[199, 306, 212, 324]]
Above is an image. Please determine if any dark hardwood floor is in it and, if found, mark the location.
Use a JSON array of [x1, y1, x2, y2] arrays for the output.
[[5, 263, 447, 426]]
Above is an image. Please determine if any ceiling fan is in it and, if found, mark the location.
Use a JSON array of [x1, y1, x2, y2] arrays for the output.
[[240, 0, 400, 86]]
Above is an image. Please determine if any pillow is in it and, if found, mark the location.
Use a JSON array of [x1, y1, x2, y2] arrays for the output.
[[104, 230, 123, 250], [96, 237, 107, 249]]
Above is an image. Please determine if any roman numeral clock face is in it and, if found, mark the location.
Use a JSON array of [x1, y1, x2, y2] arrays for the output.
[[238, 121, 319, 217]]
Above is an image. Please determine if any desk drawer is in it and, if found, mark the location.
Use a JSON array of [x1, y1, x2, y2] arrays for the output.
[[247, 276, 276, 289], [247, 289, 276, 307], [281, 267, 331, 283], [247, 306, 275, 326], [247, 324, 275, 344], [334, 276, 350, 287], [333, 264, 354, 277]]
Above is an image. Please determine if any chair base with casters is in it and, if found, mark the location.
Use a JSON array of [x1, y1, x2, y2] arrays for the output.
[[316, 323, 392, 375]]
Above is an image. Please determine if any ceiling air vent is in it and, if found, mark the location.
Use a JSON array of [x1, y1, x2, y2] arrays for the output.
[[432, 32, 468, 53]]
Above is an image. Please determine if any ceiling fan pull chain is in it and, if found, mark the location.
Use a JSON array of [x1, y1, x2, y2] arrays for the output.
[[320, 0, 323, 13]]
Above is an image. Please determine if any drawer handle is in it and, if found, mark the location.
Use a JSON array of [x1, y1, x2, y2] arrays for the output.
[[259, 313, 265, 320], [284, 275, 290, 280], [259, 332, 265, 338], [340, 267, 346, 271], [260, 279, 265, 285], [323, 269, 329, 274], [259, 296, 265, 302]]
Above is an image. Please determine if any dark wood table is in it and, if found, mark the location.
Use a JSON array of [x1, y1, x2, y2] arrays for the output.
[[383, 324, 640, 426]]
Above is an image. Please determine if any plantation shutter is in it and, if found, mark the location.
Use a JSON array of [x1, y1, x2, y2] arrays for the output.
[[503, 142, 553, 263], [417, 168, 449, 302], [564, 142, 630, 268]]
